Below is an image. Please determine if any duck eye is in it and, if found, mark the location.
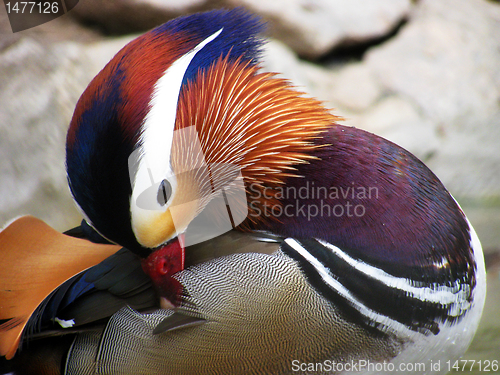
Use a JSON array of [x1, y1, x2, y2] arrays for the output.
[[157, 179, 172, 206]]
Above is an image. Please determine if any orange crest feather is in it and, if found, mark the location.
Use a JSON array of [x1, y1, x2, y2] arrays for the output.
[[174, 58, 341, 222]]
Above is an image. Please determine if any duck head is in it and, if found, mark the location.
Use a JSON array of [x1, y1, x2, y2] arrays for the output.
[[66, 9, 337, 258]]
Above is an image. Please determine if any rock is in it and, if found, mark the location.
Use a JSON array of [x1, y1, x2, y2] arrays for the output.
[[224, 0, 413, 58], [367, 0, 500, 127], [329, 63, 381, 112], [69, 0, 212, 34], [262, 0, 500, 202], [364, 0, 500, 199], [0, 35, 133, 231], [262, 39, 336, 100], [68, 0, 412, 58]]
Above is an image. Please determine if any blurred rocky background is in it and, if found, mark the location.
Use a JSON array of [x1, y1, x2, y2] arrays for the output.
[[1, 0, 499, 369]]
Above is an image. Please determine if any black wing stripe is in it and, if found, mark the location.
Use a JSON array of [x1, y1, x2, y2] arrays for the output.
[[282, 238, 472, 335]]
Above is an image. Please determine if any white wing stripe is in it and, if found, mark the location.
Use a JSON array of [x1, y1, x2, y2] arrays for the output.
[[284, 238, 412, 334], [316, 239, 469, 311]]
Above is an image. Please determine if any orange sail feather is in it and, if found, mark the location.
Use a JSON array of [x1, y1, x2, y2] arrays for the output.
[[0, 216, 120, 359]]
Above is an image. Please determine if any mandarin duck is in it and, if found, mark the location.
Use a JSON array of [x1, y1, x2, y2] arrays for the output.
[[0, 8, 486, 375]]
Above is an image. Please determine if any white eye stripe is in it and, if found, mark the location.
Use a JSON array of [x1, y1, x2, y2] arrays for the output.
[[129, 28, 224, 244], [135, 28, 223, 192]]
